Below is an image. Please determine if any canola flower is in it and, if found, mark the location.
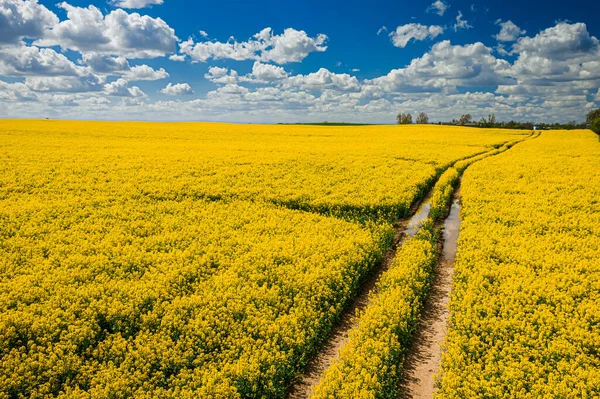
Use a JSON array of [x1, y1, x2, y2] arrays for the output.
[[437, 130, 600, 398], [310, 220, 440, 399], [309, 136, 534, 399], [0, 120, 527, 398]]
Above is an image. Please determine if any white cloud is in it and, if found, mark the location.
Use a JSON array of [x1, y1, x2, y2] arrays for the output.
[[199, 30, 208, 37], [512, 22, 598, 60], [0, 0, 58, 43], [454, 11, 472, 32], [0, 45, 84, 77], [494, 20, 526, 42], [204, 66, 239, 84], [284, 68, 361, 91], [105, 78, 145, 97], [25, 74, 106, 93], [34, 3, 177, 58], [389, 24, 445, 48], [246, 61, 288, 82], [427, 0, 449, 16], [178, 27, 327, 64], [169, 54, 186, 62], [365, 40, 513, 94], [110, 0, 163, 8], [507, 22, 600, 89], [160, 82, 193, 95], [81, 53, 169, 80], [1, 11, 597, 124], [0, 79, 37, 101], [125, 65, 169, 80], [496, 43, 510, 56], [377, 26, 388, 35]]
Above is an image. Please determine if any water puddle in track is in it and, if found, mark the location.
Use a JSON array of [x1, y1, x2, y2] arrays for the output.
[[406, 199, 432, 238], [287, 195, 434, 399], [398, 195, 461, 399], [442, 199, 460, 261]]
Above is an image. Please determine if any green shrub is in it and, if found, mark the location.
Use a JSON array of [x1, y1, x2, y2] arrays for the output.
[[591, 118, 600, 134]]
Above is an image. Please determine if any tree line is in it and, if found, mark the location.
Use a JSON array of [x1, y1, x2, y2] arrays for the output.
[[397, 109, 600, 133]]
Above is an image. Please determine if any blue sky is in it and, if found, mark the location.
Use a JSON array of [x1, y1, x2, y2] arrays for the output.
[[1, 0, 599, 122]]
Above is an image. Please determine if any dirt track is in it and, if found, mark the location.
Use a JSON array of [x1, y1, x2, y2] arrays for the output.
[[398, 192, 461, 399], [287, 195, 433, 399]]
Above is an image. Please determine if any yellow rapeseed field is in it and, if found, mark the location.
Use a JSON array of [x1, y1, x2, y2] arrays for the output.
[[438, 130, 600, 398], [309, 137, 531, 399], [0, 119, 528, 397]]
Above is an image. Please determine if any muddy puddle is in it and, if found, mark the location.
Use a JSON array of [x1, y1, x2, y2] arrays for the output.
[[398, 196, 461, 399], [406, 199, 432, 238], [442, 199, 460, 261], [287, 195, 434, 399]]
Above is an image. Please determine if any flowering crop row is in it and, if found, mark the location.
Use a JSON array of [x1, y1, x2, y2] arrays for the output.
[[0, 120, 527, 397], [309, 134, 534, 399], [310, 220, 440, 399], [437, 130, 600, 398], [429, 135, 533, 221], [0, 120, 526, 223]]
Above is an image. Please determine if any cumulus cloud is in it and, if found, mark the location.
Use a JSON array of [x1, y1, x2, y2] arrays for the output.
[[34, 3, 177, 58], [0, 45, 85, 77], [125, 65, 169, 80], [508, 22, 600, 86], [427, 0, 449, 16], [160, 82, 193, 95], [284, 68, 361, 91], [454, 11, 472, 32], [178, 27, 327, 64], [204, 66, 239, 84], [512, 22, 598, 60], [25, 74, 106, 93], [365, 40, 513, 94], [81, 53, 169, 80], [494, 20, 526, 42], [1, 9, 597, 124], [245, 61, 289, 82], [389, 24, 445, 48], [110, 0, 163, 8], [169, 54, 186, 62], [105, 78, 145, 97], [0, 79, 37, 101], [0, 0, 58, 43]]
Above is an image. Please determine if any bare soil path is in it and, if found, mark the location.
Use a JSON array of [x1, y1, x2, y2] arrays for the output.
[[287, 194, 434, 399], [287, 134, 538, 399], [397, 189, 461, 399]]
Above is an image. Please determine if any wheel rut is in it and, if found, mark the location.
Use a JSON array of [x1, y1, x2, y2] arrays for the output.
[[397, 132, 542, 399], [287, 134, 540, 399], [397, 185, 461, 399], [287, 190, 434, 399]]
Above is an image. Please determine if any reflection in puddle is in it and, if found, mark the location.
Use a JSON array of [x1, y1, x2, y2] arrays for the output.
[[397, 197, 461, 399], [406, 201, 431, 238], [442, 199, 460, 261]]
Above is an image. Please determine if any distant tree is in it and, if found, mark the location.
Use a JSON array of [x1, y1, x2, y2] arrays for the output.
[[591, 118, 600, 134], [586, 109, 600, 125], [487, 113, 497, 126], [458, 114, 472, 125], [416, 112, 429, 124], [397, 113, 413, 124], [523, 122, 534, 130]]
